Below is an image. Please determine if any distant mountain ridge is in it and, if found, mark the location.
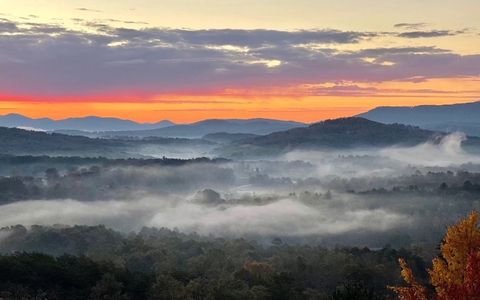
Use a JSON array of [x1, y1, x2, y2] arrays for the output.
[[92, 118, 307, 138], [1, 117, 480, 158], [0, 114, 306, 137], [0, 114, 174, 132], [357, 101, 480, 136]]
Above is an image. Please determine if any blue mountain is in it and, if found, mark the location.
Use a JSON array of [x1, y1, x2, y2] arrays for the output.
[[357, 101, 480, 135], [0, 114, 174, 131]]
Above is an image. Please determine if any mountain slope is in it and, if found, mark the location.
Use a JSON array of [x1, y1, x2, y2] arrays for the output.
[[0, 114, 174, 131], [0, 126, 121, 155], [357, 101, 480, 135], [96, 118, 307, 138], [0, 127, 214, 157], [247, 117, 438, 148], [221, 117, 462, 157]]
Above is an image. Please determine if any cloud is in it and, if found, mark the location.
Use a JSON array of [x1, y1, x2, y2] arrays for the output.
[[99, 27, 371, 47], [0, 20, 18, 32], [398, 30, 464, 38], [76, 8, 103, 13], [0, 17, 478, 98], [394, 23, 428, 30], [354, 46, 449, 56], [104, 19, 149, 25], [296, 82, 476, 98]]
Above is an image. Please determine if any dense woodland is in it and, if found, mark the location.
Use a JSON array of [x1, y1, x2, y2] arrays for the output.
[[0, 225, 428, 300], [3, 213, 479, 300]]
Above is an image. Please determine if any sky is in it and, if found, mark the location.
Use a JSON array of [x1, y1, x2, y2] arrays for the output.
[[0, 0, 479, 123]]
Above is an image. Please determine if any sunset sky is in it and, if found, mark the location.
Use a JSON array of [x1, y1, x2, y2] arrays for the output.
[[0, 0, 479, 123]]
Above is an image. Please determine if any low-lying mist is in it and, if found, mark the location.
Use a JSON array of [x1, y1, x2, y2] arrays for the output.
[[1, 133, 479, 248], [0, 195, 408, 239]]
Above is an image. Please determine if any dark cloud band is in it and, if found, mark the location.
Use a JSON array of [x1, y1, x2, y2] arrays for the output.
[[0, 18, 478, 97]]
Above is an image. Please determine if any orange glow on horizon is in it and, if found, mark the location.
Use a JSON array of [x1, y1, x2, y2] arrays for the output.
[[0, 77, 479, 123], [0, 96, 477, 124]]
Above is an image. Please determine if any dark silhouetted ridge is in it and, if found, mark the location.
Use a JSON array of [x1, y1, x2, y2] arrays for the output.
[[237, 117, 440, 150]]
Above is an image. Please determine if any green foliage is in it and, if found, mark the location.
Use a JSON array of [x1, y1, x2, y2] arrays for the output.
[[0, 225, 429, 299], [0, 253, 142, 299]]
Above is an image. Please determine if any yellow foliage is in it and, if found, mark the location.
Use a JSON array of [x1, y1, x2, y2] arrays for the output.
[[389, 259, 428, 300], [391, 211, 480, 300], [430, 211, 480, 298]]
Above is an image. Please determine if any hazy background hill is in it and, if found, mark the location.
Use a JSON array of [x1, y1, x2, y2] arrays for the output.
[[358, 101, 480, 136], [94, 118, 307, 138], [0, 115, 307, 138], [0, 114, 174, 132]]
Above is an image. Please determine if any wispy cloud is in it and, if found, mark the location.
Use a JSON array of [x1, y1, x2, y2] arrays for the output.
[[394, 22, 428, 30], [76, 7, 103, 13], [398, 30, 465, 38]]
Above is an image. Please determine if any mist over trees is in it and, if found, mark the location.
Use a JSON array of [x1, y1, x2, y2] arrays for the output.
[[1, 118, 480, 298]]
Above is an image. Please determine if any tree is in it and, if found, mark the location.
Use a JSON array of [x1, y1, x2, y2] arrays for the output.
[[390, 259, 429, 300], [391, 211, 480, 300], [90, 273, 128, 300], [333, 283, 384, 300], [149, 274, 186, 300]]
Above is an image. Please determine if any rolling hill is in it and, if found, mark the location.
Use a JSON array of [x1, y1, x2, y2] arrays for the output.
[[246, 117, 439, 148], [0, 126, 120, 156], [221, 117, 475, 157], [0, 127, 214, 157]]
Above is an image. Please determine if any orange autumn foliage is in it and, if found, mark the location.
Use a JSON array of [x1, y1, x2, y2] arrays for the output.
[[391, 211, 480, 300], [390, 258, 429, 300]]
